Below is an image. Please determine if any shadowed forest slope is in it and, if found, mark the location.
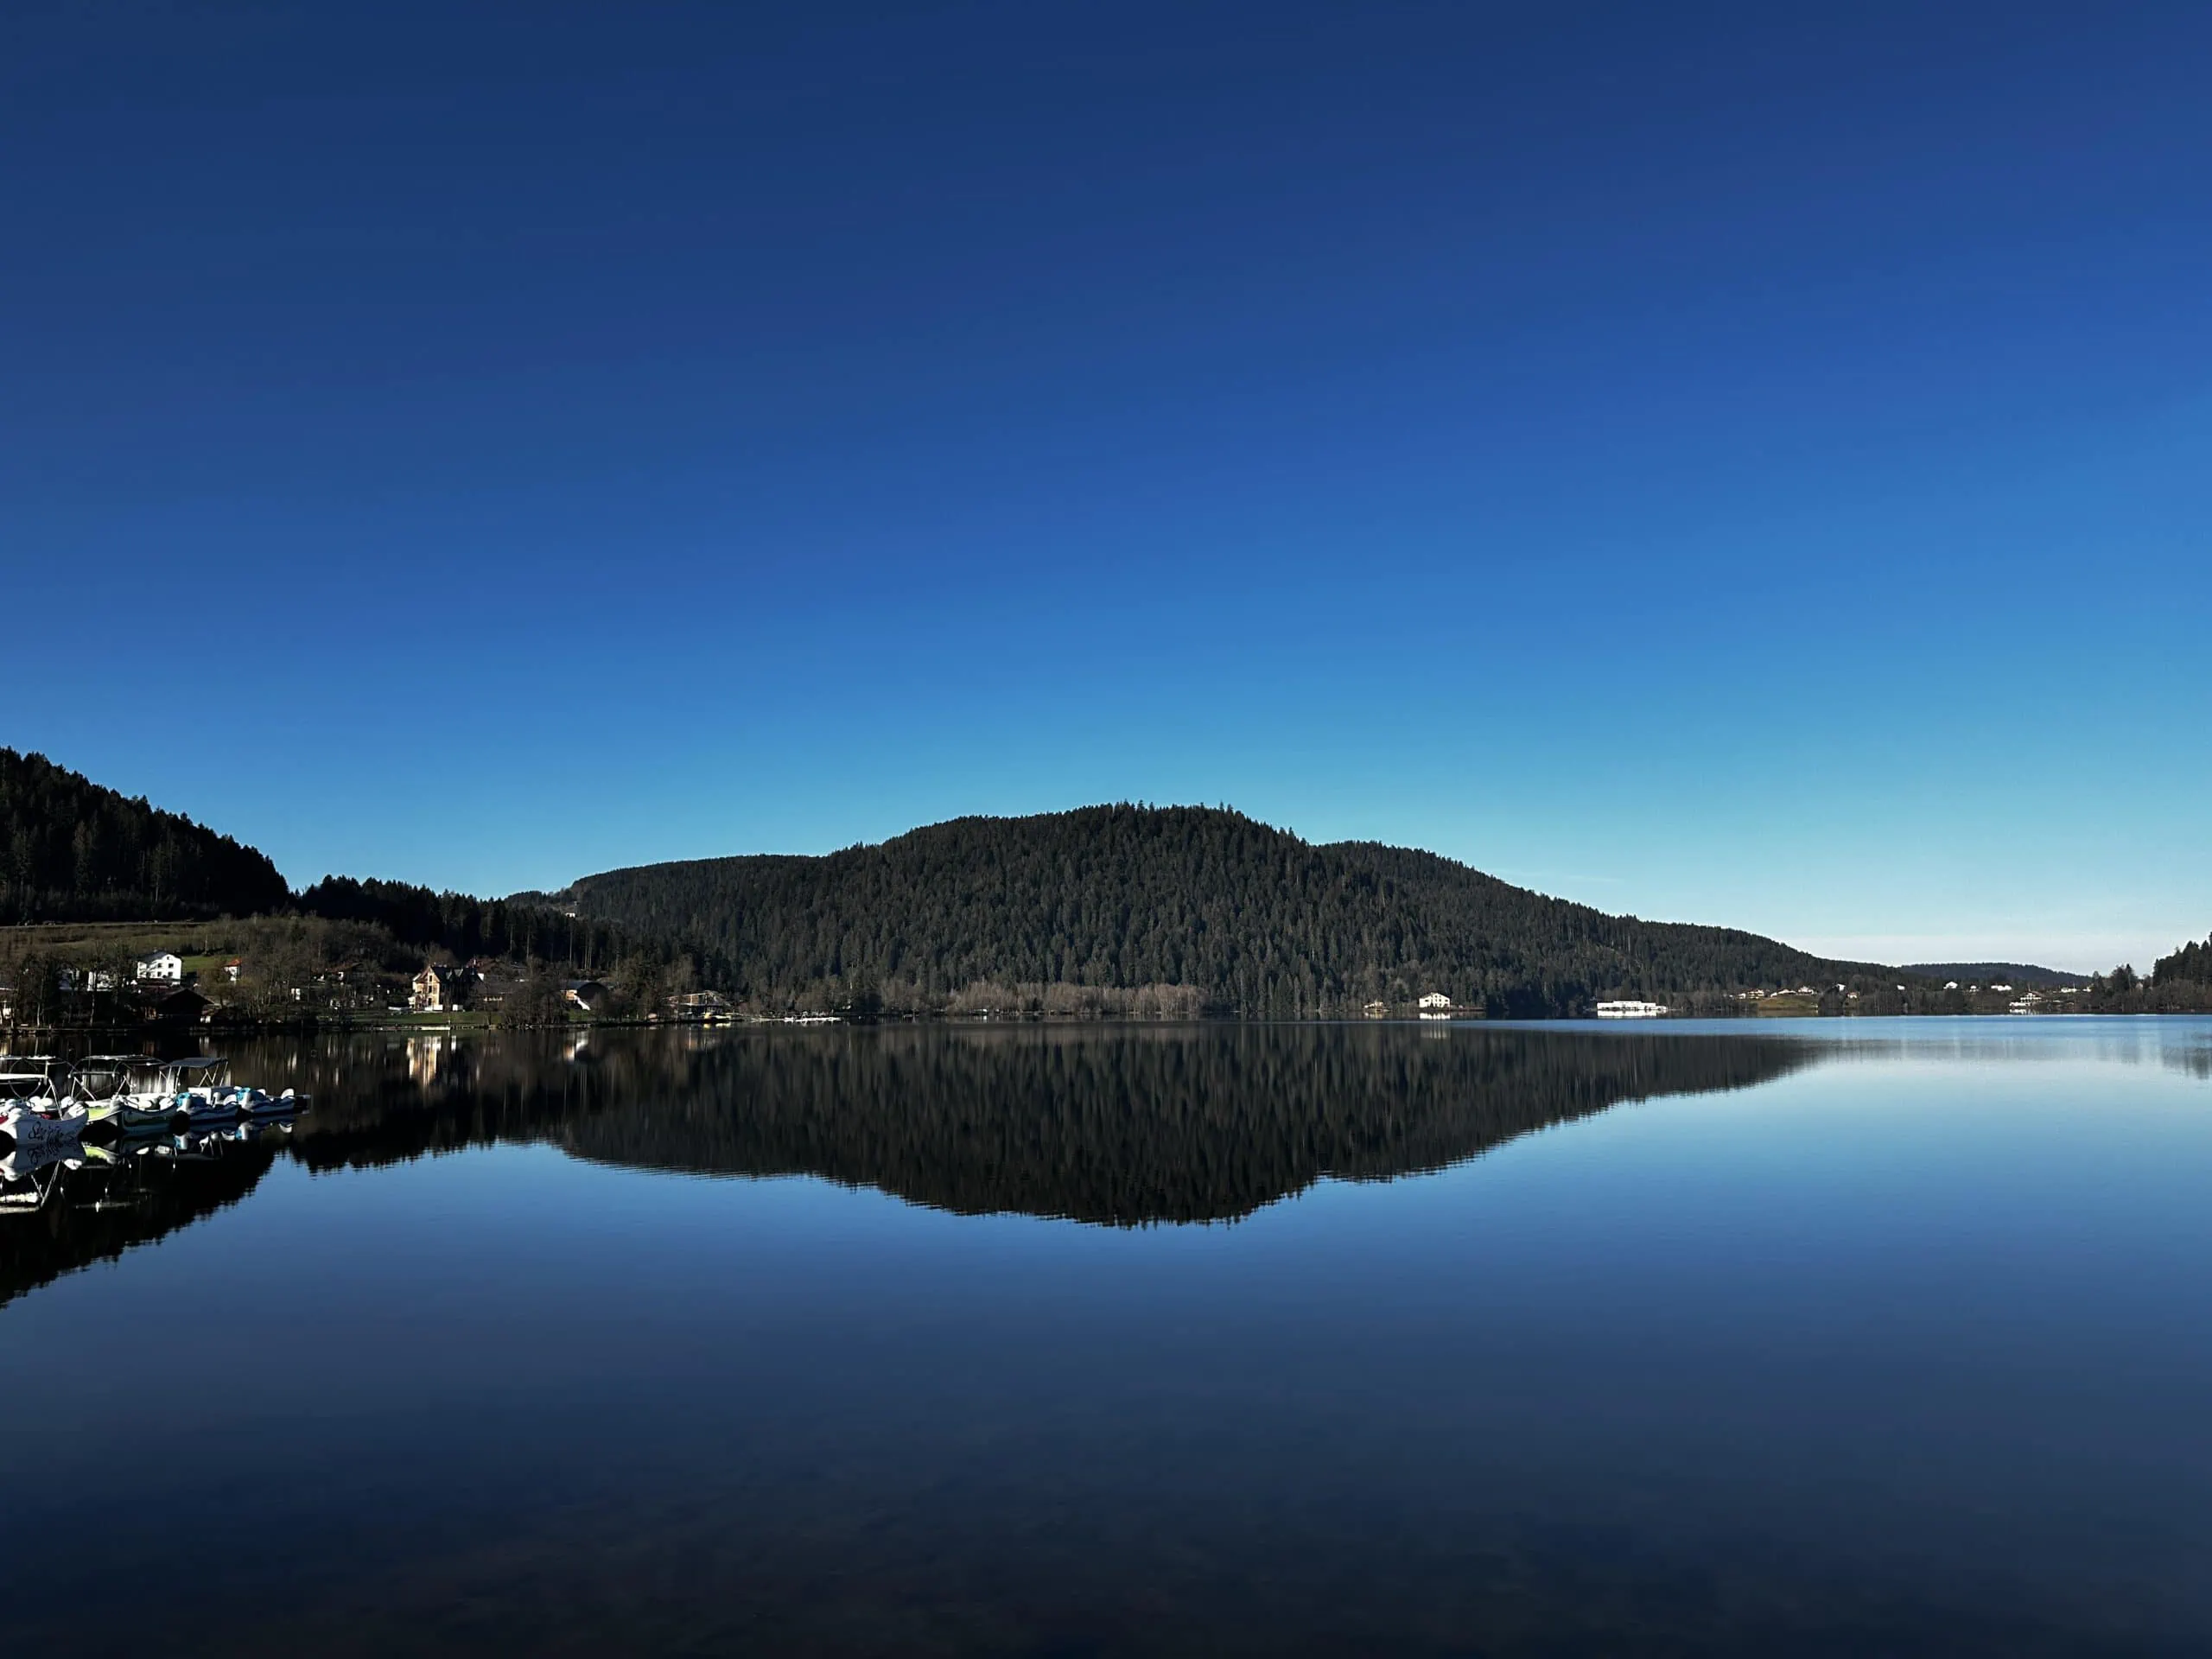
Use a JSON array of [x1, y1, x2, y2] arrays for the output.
[[0, 747, 289, 923], [535, 806, 1902, 1017]]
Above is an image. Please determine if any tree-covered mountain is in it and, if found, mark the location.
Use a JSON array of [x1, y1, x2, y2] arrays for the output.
[[531, 805, 1904, 1017], [16, 746, 2183, 1021], [1902, 962, 2089, 989], [0, 747, 290, 923]]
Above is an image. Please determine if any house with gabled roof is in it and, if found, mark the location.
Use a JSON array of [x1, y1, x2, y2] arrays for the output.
[[410, 962, 471, 1014]]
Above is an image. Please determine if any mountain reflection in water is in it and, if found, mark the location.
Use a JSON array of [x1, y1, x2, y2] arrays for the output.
[[2, 1024, 1810, 1303], [7, 1020, 2210, 1657]]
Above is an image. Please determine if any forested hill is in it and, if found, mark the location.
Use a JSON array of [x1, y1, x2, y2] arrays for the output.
[[0, 747, 703, 981], [1902, 962, 2089, 988], [534, 805, 1899, 1017], [0, 747, 290, 923]]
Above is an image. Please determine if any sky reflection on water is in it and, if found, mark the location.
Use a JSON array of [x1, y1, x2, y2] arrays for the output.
[[5, 1019, 2209, 1656]]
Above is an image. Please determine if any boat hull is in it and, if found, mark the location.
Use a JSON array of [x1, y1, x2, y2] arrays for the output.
[[3, 1104, 88, 1146], [108, 1103, 184, 1130], [238, 1090, 308, 1116]]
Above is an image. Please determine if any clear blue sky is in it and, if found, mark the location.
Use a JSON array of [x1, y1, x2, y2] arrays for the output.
[[6, 2, 2207, 973]]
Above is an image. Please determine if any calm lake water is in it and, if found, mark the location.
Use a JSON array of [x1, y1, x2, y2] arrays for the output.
[[6, 1018, 2210, 1656]]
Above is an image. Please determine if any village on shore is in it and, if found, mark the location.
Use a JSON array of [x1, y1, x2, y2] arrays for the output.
[[0, 938, 2179, 1041], [0, 945, 734, 1036]]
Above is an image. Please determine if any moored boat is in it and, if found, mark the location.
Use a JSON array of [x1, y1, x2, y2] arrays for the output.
[[61, 1055, 150, 1128], [79, 1057, 191, 1131], [1, 1099, 90, 1147], [59, 1056, 307, 1135], [113, 1056, 238, 1128], [176, 1093, 242, 1128], [0, 1065, 83, 1146], [0, 1059, 69, 1111], [234, 1087, 308, 1117], [111, 1108, 186, 1140]]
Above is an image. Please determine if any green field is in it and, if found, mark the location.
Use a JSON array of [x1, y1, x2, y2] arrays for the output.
[[1752, 993, 1821, 1016]]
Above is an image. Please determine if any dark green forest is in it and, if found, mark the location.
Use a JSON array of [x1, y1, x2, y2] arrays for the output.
[[295, 874, 706, 982], [535, 805, 1905, 1018], [2154, 933, 2212, 987], [2041, 937, 2212, 1014], [0, 747, 289, 923]]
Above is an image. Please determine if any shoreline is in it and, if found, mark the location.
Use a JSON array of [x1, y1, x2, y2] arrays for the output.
[[6, 1007, 2210, 1046]]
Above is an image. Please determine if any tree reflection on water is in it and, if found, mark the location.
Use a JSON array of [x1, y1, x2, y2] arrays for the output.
[[2, 1023, 1812, 1305]]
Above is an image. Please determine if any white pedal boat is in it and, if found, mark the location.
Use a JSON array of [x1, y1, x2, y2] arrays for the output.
[[1, 1101, 89, 1147], [234, 1088, 308, 1117]]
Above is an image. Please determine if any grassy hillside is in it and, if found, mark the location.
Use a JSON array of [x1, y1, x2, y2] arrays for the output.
[[535, 805, 1904, 1018]]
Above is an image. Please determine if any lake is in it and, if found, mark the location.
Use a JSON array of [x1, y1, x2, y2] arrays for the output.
[[6, 1019, 2209, 1655]]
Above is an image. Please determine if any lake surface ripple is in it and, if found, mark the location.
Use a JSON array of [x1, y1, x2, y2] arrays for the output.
[[6, 1019, 2209, 1655]]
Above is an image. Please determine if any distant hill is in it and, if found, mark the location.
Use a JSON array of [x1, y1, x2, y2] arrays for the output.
[[1902, 962, 2089, 989], [531, 805, 1905, 1018], [0, 747, 290, 923]]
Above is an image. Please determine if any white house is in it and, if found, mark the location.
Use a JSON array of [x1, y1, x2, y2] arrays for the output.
[[1418, 992, 1454, 1020], [136, 952, 184, 983]]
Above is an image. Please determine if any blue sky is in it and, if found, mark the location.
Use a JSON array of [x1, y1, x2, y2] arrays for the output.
[[5, 2, 2207, 972]]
